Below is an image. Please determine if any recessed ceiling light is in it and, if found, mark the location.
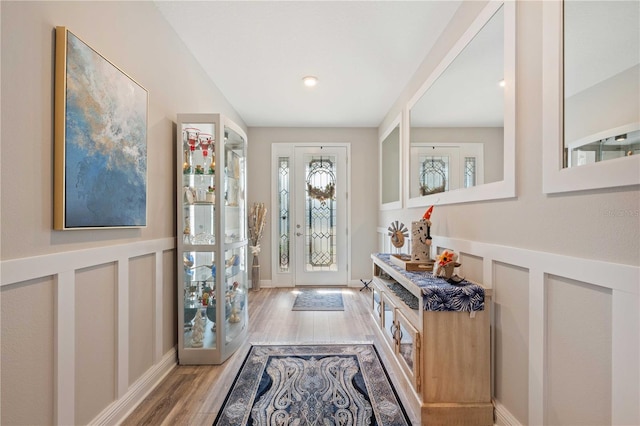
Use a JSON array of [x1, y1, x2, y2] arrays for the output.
[[615, 134, 627, 142], [498, 79, 506, 87], [303, 76, 318, 87]]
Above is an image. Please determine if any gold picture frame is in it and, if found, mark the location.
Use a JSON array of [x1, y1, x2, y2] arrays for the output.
[[54, 26, 148, 230]]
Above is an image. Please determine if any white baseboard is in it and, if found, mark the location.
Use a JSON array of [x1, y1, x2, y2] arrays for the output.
[[254, 279, 274, 288], [90, 348, 177, 425], [493, 399, 522, 426], [256, 280, 371, 289]]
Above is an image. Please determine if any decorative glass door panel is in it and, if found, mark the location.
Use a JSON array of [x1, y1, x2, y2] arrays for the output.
[[305, 156, 336, 270], [294, 147, 347, 286], [464, 157, 477, 188], [277, 157, 291, 273]]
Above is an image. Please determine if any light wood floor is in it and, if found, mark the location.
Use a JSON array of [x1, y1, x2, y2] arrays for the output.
[[121, 287, 419, 425]]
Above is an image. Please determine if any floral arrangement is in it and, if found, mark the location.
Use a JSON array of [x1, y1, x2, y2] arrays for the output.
[[420, 182, 446, 196], [437, 250, 456, 266], [307, 182, 335, 205], [248, 203, 267, 290], [248, 202, 267, 255], [436, 249, 458, 279]]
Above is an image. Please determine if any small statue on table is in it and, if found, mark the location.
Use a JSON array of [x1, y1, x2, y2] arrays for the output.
[[411, 206, 434, 262], [436, 249, 465, 284], [190, 310, 205, 348]]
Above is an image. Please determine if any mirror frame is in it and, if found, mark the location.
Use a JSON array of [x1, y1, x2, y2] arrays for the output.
[[379, 113, 403, 210], [542, 0, 640, 193], [405, 0, 515, 208]]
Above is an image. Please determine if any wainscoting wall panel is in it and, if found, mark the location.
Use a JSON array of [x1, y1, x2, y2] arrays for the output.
[[545, 275, 612, 426], [376, 228, 639, 426], [162, 250, 177, 356], [0, 276, 55, 425], [129, 254, 156, 387], [75, 263, 117, 425], [0, 237, 176, 425], [459, 252, 484, 284], [493, 262, 529, 424]]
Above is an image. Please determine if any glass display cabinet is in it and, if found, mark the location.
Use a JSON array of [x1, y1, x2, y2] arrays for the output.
[[177, 113, 248, 365]]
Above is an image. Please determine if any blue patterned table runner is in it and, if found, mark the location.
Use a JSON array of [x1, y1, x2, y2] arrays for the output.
[[374, 253, 484, 312]]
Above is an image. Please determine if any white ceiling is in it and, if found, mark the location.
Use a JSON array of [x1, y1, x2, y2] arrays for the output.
[[154, 0, 462, 127]]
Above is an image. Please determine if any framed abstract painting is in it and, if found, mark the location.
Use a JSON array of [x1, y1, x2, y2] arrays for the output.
[[54, 26, 148, 229]]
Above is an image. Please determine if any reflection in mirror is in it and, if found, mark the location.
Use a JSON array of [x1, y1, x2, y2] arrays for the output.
[[409, 6, 504, 200], [563, 1, 640, 167], [542, 0, 640, 194], [563, 0, 640, 167], [381, 123, 400, 206], [410, 142, 485, 196]]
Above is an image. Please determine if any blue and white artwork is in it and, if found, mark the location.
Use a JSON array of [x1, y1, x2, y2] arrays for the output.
[[63, 31, 147, 228]]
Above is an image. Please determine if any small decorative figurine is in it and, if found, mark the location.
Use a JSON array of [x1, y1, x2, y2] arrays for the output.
[[388, 221, 409, 248], [411, 206, 434, 261], [183, 217, 192, 244], [183, 186, 195, 204], [206, 186, 215, 203], [190, 310, 205, 348], [436, 249, 461, 280], [227, 284, 241, 323], [228, 301, 240, 323]]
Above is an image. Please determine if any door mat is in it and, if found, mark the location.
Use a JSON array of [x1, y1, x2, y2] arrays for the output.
[[292, 288, 344, 311], [213, 344, 411, 425]]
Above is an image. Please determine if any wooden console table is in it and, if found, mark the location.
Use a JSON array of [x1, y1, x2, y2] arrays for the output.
[[370, 253, 493, 425]]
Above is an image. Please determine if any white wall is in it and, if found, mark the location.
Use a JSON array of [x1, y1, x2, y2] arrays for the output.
[[0, 1, 243, 424], [378, 1, 639, 425]]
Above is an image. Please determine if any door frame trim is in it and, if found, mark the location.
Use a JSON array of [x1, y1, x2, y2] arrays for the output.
[[271, 142, 351, 287]]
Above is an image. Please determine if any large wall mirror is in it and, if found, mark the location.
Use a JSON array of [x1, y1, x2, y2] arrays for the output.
[[543, 0, 640, 193], [406, 1, 515, 207], [379, 114, 402, 209]]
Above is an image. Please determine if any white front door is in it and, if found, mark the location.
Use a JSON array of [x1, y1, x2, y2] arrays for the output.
[[293, 146, 348, 286]]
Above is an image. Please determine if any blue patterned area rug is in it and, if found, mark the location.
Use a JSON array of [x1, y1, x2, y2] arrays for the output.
[[292, 288, 344, 311], [213, 344, 411, 425]]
